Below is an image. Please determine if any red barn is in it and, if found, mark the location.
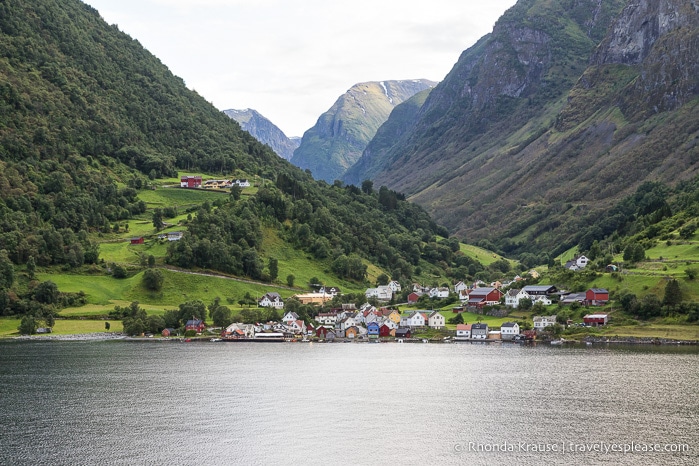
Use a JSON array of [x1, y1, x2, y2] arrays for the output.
[[130, 237, 144, 245], [407, 292, 422, 304], [180, 175, 202, 188], [583, 314, 609, 326], [467, 287, 503, 307], [585, 288, 609, 306]]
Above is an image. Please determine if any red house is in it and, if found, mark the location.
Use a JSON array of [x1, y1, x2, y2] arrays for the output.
[[407, 292, 422, 304], [185, 319, 206, 333], [130, 237, 144, 245], [585, 288, 609, 306], [583, 314, 609, 326], [180, 175, 202, 188], [467, 287, 503, 308], [379, 324, 394, 337]]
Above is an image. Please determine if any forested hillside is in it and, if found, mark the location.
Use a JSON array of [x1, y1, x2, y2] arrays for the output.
[[0, 0, 480, 327]]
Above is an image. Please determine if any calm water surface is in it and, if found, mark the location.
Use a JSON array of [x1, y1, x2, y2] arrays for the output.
[[1, 340, 698, 465]]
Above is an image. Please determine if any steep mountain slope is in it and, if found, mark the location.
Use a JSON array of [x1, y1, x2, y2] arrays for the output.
[[363, 0, 699, 257], [224, 108, 300, 161], [343, 88, 432, 186], [290, 80, 435, 183]]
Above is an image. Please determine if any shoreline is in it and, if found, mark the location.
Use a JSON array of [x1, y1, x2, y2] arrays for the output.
[[3, 333, 698, 346]]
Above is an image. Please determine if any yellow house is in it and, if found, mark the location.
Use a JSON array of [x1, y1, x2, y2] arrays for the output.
[[387, 310, 401, 324]]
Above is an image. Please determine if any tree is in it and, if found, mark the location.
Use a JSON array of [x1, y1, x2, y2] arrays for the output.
[[685, 268, 697, 280], [663, 279, 682, 307], [18, 315, 37, 335], [152, 208, 164, 230], [178, 300, 207, 322], [376, 273, 389, 286], [112, 264, 128, 279], [268, 258, 278, 282], [211, 305, 232, 327], [286, 274, 295, 287], [361, 179, 373, 195], [142, 269, 164, 291], [34, 281, 59, 304], [0, 250, 15, 290], [147, 254, 156, 268], [26, 256, 36, 280], [448, 313, 464, 325], [518, 297, 533, 311]]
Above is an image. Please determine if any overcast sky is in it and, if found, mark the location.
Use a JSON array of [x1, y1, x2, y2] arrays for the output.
[[85, 0, 518, 137]]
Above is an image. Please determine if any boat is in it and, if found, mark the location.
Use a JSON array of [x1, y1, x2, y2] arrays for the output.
[[550, 339, 564, 345], [210, 338, 222, 342]]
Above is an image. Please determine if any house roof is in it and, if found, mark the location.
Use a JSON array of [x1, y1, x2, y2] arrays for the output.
[[469, 287, 497, 296], [456, 324, 472, 330], [588, 288, 608, 294], [471, 323, 488, 330], [522, 285, 557, 292], [395, 328, 411, 336], [501, 322, 518, 328]]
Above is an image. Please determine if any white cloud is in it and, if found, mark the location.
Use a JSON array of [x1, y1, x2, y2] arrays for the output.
[[86, 0, 517, 137]]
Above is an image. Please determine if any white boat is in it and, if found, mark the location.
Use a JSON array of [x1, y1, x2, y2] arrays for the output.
[[550, 339, 563, 345]]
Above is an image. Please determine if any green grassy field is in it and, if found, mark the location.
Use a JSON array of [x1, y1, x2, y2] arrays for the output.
[[137, 186, 225, 209], [41, 268, 310, 315], [0, 318, 123, 337]]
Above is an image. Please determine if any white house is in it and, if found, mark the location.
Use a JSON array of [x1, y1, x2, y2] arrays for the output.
[[458, 290, 470, 303], [505, 289, 529, 308], [387, 280, 402, 293], [365, 286, 393, 301], [454, 281, 468, 294], [533, 315, 557, 330], [337, 316, 358, 331], [315, 311, 338, 325], [429, 287, 450, 299], [500, 322, 520, 340], [234, 179, 251, 187], [319, 286, 342, 297], [286, 320, 306, 334], [282, 311, 299, 325], [455, 324, 471, 340], [400, 311, 426, 328], [427, 311, 445, 329], [259, 292, 284, 309]]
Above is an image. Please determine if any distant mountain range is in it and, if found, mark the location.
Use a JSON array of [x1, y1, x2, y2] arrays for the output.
[[290, 80, 436, 183], [223, 108, 300, 161], [346, 0, 699, 256]]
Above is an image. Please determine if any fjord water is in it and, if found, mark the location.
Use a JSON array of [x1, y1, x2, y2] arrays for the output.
[[1, 340, 697, 465]]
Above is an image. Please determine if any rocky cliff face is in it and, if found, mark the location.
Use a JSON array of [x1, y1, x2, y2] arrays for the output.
[[355, 0, 699, 255], [224, 109, 299, 161], [290, 79, 435, 183]]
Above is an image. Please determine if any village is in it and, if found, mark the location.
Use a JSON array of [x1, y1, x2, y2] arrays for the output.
[[206, 264, 612, 343]]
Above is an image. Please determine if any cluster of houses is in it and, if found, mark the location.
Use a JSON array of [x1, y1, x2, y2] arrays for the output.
[[180, 176, 250, 189]]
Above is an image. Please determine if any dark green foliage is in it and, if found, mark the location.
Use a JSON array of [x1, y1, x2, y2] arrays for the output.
[[111, 264, 127, 279], [33, 280, 59, 304], [0, 250, 14, 289], [267, 258, 278, 282], [18, 315, 37, 335], [663, 279, 682, 307], [142, 268, 164, 291], [286, 274, 295, 287]]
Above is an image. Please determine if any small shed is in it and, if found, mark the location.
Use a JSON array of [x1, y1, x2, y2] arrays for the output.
[[395, 328, 412, 339], [130, 237, 144, 245]]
